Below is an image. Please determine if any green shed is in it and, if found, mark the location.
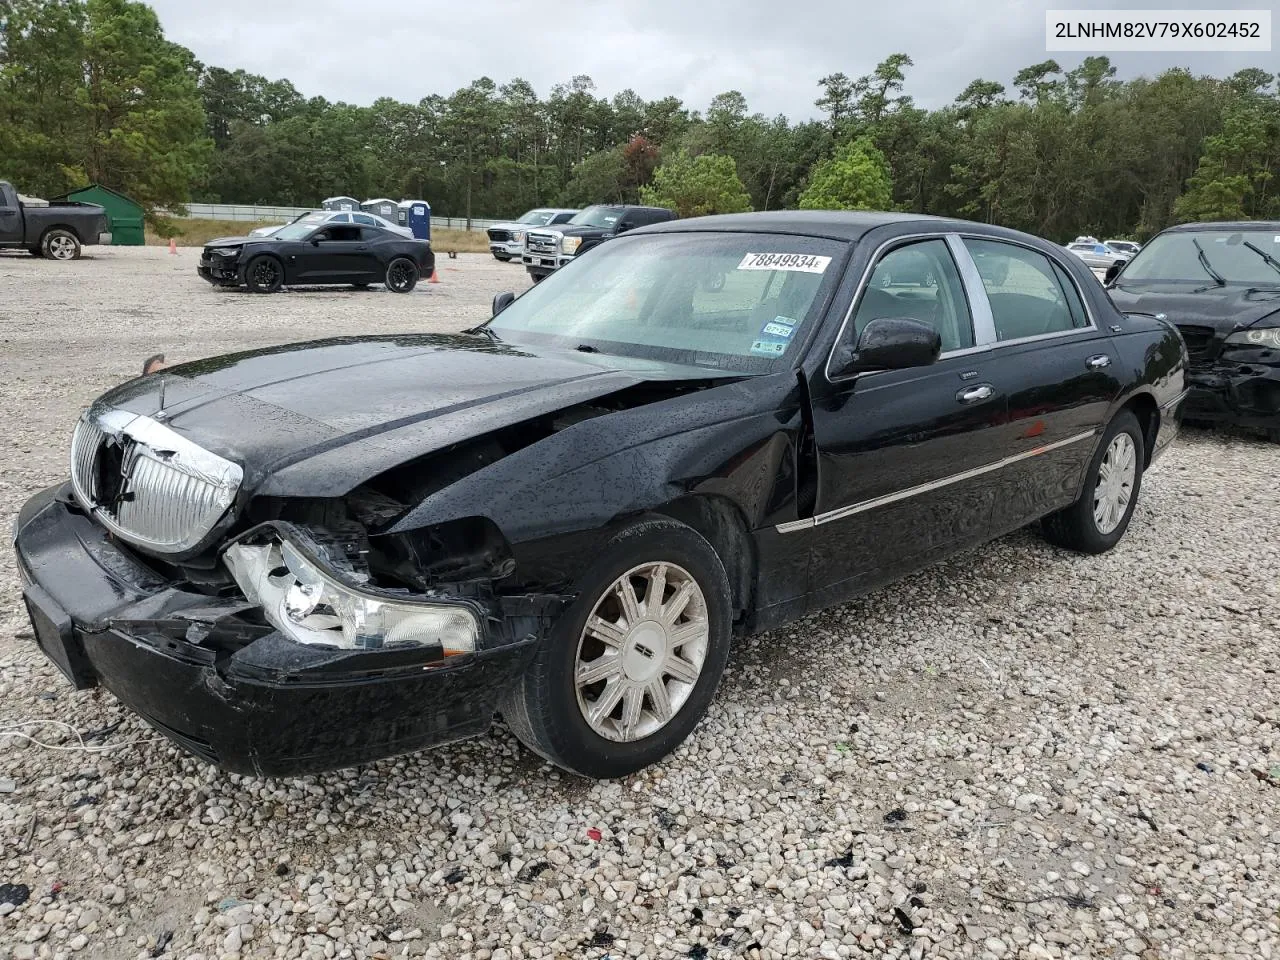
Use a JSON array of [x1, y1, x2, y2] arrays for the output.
[[54, 184, 145, 246]]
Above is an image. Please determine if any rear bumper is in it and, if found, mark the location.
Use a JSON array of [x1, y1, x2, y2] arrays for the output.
[[13, 485, 557, 776], [97, 232, 112, 246], [1184, 352, 1280, 430]]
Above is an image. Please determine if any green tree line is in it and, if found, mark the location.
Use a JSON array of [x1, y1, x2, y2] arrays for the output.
[[3, 0, 1278, 237]]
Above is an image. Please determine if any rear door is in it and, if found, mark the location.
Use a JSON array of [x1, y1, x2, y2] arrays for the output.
[[958, 237, 1120, 533], [803, 234, 1008, 608], [0, 184, 22, 244]]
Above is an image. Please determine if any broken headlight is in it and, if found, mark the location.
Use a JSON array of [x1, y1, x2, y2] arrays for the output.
[[223, 532, 478, 655], [1227, 326, 1280, 349]]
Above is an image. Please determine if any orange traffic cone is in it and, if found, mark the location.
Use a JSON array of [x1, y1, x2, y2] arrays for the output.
[[168, 238, 177, 255], [428, 267, 440, 284]]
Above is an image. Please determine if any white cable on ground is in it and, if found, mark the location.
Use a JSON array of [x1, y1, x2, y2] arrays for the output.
[[0, 719, 167, 754]]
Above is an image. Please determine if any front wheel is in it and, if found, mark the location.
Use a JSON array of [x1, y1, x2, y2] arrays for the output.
[[1041, 410, 1144, 554], [244, 255, 283, 293], [42, 229, 81, 261], [493, 253, 512, 262], [385, 257, 418, 293], [499, 518, 732, 778]]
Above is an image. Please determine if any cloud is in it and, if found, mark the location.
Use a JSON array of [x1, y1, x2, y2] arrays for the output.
[[144, 0, 1267, 118]]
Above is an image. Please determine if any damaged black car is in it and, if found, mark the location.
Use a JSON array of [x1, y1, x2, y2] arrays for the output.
[[14, 212, 1186, 779], [1106, 222, 1280, 440]]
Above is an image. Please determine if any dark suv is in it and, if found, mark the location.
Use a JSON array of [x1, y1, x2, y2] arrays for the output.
[[521, 204, 676, 281]]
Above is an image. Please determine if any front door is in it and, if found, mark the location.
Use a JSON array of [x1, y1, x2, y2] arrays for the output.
[[804, 236, 1009, 610], [958, 237, 1121, 533], [0, 186, 22, 244], [299, 226, 376, 282]]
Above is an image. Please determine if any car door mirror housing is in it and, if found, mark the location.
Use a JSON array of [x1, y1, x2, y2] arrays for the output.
[[830, 317, 942, 377], [1104, 261, 1123, 286], [615, 220, 633, 233], [492, 291, 515, 316]]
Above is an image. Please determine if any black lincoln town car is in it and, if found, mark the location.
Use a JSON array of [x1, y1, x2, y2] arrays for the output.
[[1105, 221, 1280, 441], [14, 211, 1187, 779]]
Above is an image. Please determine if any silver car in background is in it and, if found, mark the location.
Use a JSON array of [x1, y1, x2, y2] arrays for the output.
[[1066, 240, 1130, 271], [1106, 240, 1142, 257], [249, 210, 414, 239]]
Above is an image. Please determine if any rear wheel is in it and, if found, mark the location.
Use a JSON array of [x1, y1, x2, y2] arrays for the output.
[[385, 257, 418, 293], [244, 255, 283, 293], [499, 518, 732, 778], [42, 229, 81, 261], [1041, 411, 1144, 554]]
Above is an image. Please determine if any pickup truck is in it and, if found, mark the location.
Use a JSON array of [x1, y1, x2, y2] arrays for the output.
[[0, 181, 112, 260], [521, 204, 676, 281]]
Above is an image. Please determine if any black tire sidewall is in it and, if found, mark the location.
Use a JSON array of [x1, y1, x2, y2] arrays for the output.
[[386, 257, 418, 293], [244, 255, 282, 293], [1078, 411, 1144, 551], [522, 520, 732, 778]]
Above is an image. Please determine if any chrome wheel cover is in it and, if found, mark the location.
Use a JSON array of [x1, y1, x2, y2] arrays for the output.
[[1094, 432, 1136, 534], [574, 561, 709, 743], [48, 235, 76, 260]]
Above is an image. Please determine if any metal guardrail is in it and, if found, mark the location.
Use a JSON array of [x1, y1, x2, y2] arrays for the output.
[[179, 203, 502, 233]]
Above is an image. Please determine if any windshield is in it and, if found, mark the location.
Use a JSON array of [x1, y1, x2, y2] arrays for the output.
[[517, 209, 556, 226], [568, 205, 625, 229], [1121, 229, 1280, 285], [271, 221, 323, 241], [486, 233, 845, 372]]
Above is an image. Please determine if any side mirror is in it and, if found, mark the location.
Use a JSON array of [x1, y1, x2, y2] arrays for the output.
[[492, 291, 515, 316], [830, 317, 941, 378], [615, 220, 634, 233], [310, 236, 323, 246], [1104, 262, 1123, 286]]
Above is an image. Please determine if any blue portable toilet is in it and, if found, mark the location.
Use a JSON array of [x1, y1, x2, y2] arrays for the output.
[[397, 199, 431, 240], [322, 196, 360, 212]]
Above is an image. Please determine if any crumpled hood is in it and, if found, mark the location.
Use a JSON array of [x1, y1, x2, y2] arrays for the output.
[[91, 334, 725, 497], [1108, 281, 1280, 331]]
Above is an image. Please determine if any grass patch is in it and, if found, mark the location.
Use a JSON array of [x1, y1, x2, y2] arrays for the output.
[[147, 218, 492, 253]]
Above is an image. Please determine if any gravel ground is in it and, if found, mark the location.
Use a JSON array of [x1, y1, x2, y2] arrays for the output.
[[1, 246, 1278, 960]]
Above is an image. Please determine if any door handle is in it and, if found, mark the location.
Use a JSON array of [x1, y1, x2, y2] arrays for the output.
[[957, 384, 994, 404], [1087, 354, 1111, 369]]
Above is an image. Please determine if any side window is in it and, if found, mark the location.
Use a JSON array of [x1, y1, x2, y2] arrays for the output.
[[332, 213, 352, 223], [853, 239, 974, 352], [353, 214, 376, 226], [319, 225, 360, 242], [963, 239, 1079, 342], [1051, 262, 1089, 328], [553, 213, 574, 224]]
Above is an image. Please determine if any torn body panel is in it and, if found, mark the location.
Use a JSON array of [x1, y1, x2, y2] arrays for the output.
[[14, 486, 566, 775]]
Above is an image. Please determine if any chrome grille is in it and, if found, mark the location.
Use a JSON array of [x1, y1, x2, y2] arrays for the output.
[[69, 410, 243, 554], [526, 231, 559, 255]]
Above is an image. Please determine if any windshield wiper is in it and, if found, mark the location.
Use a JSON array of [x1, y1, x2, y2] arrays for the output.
[[1191, 237, 1226, 286], [1241, 240, 1280, 279], [463, 324, 500, 339]]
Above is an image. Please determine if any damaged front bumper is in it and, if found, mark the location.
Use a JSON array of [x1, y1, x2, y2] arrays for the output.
[[197, 254, 241, 285], [12, 485, 562, 776], [1184, 346, 1280, 431]]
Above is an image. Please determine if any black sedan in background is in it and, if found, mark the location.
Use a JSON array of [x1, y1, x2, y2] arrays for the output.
[[1106, 221, 1280, 440], [16, 211, 1185, 779], [198, 213, 434, 293]]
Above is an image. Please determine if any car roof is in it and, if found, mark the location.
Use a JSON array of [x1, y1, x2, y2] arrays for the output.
[[1164, 221, 1280, 233], [639, 210, 1012, 242]]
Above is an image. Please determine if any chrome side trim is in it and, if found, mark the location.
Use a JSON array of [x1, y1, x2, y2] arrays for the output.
[[774, 429, 1097, 533], [1160, 387, 1190, 410], [946, 234, 997, 345]]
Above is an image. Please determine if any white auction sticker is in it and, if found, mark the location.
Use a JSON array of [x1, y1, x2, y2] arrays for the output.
[[738, 252, 831, 273]]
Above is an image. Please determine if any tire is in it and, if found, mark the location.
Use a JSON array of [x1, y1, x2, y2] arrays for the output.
[[1041, 410, 1144, 554], [1266, 428, 1280, 444], [243, 255, 283, 293], [41, 229, 80, 261], [494, 253, 512, 262], [385, 257, 418, 293], [499, 517, 732, 778]]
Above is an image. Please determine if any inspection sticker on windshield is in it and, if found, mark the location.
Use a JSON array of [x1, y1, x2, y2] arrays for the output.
[[738, 252, 831, 273], [761, 321, 796, 339], [750, 338, 788, 357]]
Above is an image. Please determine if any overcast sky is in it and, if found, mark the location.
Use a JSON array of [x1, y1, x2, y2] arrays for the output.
[[143, 0, 1267, 119]]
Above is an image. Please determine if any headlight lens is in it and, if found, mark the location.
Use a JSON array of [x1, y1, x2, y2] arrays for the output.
[[224, 534, 478, 655], [213, 247, 240, 257], [561, 236, 581, 255], [1227, 327, 1280, 349], [512, 231, 525, 243]]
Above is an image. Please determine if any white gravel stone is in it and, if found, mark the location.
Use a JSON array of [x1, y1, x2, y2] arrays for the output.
[[0, 247, 1278, 959]]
